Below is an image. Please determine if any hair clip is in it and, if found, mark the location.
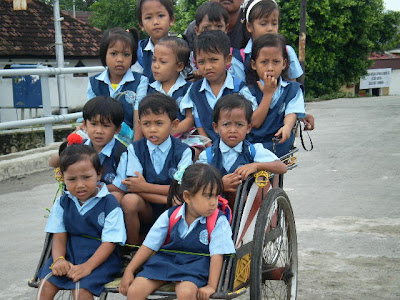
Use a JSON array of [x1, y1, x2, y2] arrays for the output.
[[173, 165, 189, 184], [67, 132, 83, 145]]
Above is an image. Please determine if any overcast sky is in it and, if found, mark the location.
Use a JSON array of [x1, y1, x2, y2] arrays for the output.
[[384, 0, 400, 11]]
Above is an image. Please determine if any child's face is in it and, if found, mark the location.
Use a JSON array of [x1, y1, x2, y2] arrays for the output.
[[83, 115, 121, 153], [139, 111, 178, 145], [184, 186, 219, 219], [195, 15, 228, 35], [106, 40, 133, 83], [195, 50, 232, 85], [246, 9, 279, 40], [63, 159, 100, 202], [140, 0, 174, 43], [213, 108, 252, 148], [251, 46, 287, 81], [152, 44, 184, 84]]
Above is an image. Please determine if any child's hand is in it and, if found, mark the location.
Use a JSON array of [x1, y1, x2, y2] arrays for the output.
[[275, 125, 292, 143], [51, 259, 73, 277], [301, 114, 315, 131], [122, 172, 147, 193], [257, 72, 278, 95], [67, 263, 92, 282], [234, 163, 258, 180], [197, 284, 215, 300], [119, 271, 135, 296], [222, 173, 242, 193]]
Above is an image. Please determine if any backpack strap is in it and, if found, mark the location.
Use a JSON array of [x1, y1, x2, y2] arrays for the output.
[[249, 143, 256, 159], [206, 208, 219, 242], [164, 205, 182, 245], [206, 146, 213, 164]]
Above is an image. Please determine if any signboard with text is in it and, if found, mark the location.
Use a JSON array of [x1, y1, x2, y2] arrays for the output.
[[360, 68, 391, 89]]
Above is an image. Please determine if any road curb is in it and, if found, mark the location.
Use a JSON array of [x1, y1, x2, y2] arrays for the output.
[[0, 143, 61, 181]]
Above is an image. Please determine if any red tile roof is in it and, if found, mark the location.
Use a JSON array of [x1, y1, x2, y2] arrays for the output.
[[0, 0, 102, 58]]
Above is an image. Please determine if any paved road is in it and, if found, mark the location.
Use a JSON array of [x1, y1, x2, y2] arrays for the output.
[[0, 96, 399, 299]]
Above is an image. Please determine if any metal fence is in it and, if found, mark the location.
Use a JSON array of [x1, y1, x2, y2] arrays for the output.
[[0, 65, 104, 145]]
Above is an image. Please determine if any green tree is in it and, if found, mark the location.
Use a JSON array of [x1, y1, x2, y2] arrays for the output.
[[40, 0, 96, 11], [279, 0, 396, 97], [173, 0, 208, 34]]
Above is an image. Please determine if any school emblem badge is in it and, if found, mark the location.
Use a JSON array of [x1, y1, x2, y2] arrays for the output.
[[199, 229, 209, 245], [98, 212, 105, 226]]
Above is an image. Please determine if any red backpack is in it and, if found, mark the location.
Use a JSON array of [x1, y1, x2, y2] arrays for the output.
[[165, 196, 232, 244]]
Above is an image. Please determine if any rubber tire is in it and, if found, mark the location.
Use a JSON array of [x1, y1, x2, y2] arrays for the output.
[[250, 188, 298, 300]]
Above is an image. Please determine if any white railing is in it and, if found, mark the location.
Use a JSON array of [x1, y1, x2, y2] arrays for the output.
[[0, 65, 105, 145]]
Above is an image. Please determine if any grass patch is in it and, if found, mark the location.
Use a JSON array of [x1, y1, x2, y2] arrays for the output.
[[305, 92, 356, 102]]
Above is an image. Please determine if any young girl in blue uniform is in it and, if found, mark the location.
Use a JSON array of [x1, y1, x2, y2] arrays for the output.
[[38, 144, 126, 299], [147, 36, 194, 136], [243, 33, 305, 158], [119, 163, 235, 300], [87, 27, 148, 140], [243, 0, 303, 80], [136, 0, 175, 83]]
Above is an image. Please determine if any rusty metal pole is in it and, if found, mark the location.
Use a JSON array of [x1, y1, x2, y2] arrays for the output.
[[298, 0, 307, 85]]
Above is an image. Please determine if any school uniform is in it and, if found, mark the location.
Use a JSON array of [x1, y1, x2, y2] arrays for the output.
[[243, 39, 304, 80], [197, 138, 279, 176], [38, 184, 126, 296], [137, 38, 155, 82], [87, 69, 149, 128], [180, 72, 257, 142], [137, 203, 235, 287], [147, 74, 192, 121], [112, 136, 193, 219], [242, 78, 305, 157], [84, 138, 127, 185]]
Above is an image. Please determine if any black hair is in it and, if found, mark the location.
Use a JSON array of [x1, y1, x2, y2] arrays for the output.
[[59, 144, 102, 176], [99, 27, 139, 66], [195, 2, 229, 27], [246, 33, 289, 84], [137, 0, 174, 26], [138, 92, 178, 121], [157, 36, 191, 68], [83, 96, 124, 128], [213, 94, 253, 124], [245, 0, 279, 24], [167, 164, 223, 207], [193, 30, 231, 59], [58, 141, 68, 156]]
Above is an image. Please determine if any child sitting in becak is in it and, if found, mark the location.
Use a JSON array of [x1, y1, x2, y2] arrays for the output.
[[180, 30, 258, 144], [49, 96, 127, 187], [110, 93, 193, 246], [187, 1, 245, 82], [197, 94, 287, 195]]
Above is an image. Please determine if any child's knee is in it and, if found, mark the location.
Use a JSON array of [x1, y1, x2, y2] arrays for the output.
[[176, 281, 198, 299], [121, 193, 143, 212]]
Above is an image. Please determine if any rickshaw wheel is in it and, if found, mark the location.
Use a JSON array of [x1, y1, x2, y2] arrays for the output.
[[250, 188, 298, 300], [52, 290, 107, 299]]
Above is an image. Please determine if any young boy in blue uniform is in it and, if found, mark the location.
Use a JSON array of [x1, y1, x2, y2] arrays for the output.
[[48, 96, 127, 187], [180, 30, 258, 143], [82, 96, 127, 186], [197, 94, 287, 195], [111, 93, 193, 246]]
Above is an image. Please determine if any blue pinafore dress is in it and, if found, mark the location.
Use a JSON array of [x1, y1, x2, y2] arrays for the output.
[[137, 206, 224, 287], [38, 194, 121, 296]]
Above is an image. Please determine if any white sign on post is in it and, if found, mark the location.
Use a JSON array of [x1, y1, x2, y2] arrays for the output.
[[360, 68, 391, 89]]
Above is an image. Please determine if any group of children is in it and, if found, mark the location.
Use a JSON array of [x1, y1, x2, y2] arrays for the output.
[[38, 0, 315, 299]]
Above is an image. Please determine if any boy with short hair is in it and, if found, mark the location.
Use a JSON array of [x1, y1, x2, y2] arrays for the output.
[[197, 94, 287, 193], [180, 30, 256, 143], [111, 93, 193, 245], [49, 96, 127, 186], [188, 2, 245, 82]]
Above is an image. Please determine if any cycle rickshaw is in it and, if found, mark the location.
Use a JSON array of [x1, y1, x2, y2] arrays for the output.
[[29, 148, 298, 300]]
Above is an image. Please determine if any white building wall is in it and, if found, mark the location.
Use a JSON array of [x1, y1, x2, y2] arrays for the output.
[[389, 69, 400, 96], [0, 58, 101, 123]]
